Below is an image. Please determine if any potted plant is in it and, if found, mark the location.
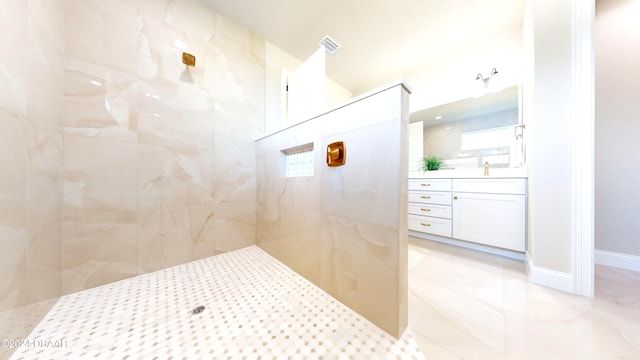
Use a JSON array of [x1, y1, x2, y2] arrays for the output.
[[422, 155, 443, 171]]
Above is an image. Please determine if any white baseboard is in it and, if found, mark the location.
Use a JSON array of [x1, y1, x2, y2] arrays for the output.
[[595, 250, 640, 272], [525, 252, 573, 292], [409, 231, 525, 261]]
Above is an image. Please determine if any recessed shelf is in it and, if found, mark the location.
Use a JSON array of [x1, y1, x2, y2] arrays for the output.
[[281, 143, 314, 177]]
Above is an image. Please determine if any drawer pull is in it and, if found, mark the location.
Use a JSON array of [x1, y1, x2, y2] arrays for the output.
[[420, 196, 431, 199], [420, 208, 431, 212], [420, 223, 431, 227], [420, 183, 431, 187], [454, 196, 458, 200]]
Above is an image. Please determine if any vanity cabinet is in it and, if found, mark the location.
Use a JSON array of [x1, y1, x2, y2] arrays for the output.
[[452, 179, 526, 252], [409, 177, 527, 252], [408, 179, 452, 237]]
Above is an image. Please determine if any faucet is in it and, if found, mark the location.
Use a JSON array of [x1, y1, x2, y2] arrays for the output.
[[484, 161, 489, 176]]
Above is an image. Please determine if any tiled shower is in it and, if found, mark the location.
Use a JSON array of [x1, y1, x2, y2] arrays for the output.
[[0, 0, 413, 358], [0, 0, 264, 354]]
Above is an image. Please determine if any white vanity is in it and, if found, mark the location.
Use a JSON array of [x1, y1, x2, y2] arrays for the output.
[[408, 169, 527, 254]]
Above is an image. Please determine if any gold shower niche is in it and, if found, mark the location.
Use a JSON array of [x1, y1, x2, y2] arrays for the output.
[[281, 143, 314, 177]]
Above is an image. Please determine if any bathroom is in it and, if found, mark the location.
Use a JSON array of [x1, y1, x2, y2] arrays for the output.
[[1, 0, 639, 358]]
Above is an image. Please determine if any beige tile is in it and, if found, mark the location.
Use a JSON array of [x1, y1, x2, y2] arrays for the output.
[[408, 237, 640, 360], [0, 114, 26, 238], [25, 220, 62, 304], [214, 201, 256, 254], [64, 0, 138, 74], [63, 135, 137, 222], [0, 231, 27, 311], [26, 122, 63, 226], [63, 59, 137, 142], [212, 151, 256, 203], [26, 0, 63, 127], [136, 205, 215, 274], [321, 216, 403, 337], [62, 223, 136, 294], [277, 208, 322, 285]]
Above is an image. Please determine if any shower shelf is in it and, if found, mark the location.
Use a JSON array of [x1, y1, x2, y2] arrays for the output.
[[281, 142, 314, 177]]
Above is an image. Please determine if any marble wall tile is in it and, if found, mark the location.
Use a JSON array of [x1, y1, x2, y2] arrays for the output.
[[63, 135, 137, 223], [136, 81, 214, 150], [255, 205, 282, 259], [320, 215, 404, 337], [212, 151, 256, 203], [26, 219, 62, 303], [64, 58, 138, 142], [138, 0, 215, 85], [62, 223, 136, 295], [256, 84, 409, 338], [322, 120, 402, 229], [26, 122, 63, 226], [0, 231, 27, 312], [278, 208, 322, 286], [0, 0, 64, 349], [214, 100, 263, 155], [277, 175, 322, 212], [214, 201, 256, 254], [26, 1, 63, 128], [206, 18, 266, 111], [137, 205, 214, 274], [137, 143, 212, 210], [0, 0, 27, 120], [0, 114, 26, 238], [64, 0, 138, 74]]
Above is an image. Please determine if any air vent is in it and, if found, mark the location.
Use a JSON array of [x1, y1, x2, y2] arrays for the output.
[[319, 35, 341, 54]]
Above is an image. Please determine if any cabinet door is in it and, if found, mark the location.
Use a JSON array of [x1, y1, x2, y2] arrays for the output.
[[452, 192, 525, 251]]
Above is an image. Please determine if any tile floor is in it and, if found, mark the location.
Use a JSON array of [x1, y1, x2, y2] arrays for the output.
[[408, 236, 640, 359], [9, 246, 423, 359], [7, 238, 640, 359]]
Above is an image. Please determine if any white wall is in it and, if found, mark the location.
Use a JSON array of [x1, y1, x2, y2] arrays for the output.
[[264, 42, 353, 134], [407, 26, 523, 114], [525, 0, 574, 274], [595, 0, 640, 257]]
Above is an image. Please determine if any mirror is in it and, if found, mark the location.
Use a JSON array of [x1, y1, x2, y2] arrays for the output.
[[409, 86, 523, 170]]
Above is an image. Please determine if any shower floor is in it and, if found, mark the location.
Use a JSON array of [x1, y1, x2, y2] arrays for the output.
[[9, 246, 423, 359]]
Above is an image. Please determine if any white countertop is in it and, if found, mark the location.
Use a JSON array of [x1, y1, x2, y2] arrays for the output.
[[409, 167, 527, 179]]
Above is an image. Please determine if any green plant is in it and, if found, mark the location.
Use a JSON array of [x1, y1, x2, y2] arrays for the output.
[[422, 155, 443, 171]]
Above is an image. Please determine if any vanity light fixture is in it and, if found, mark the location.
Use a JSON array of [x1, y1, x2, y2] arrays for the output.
[[474, 68, 501, 96], [476, 68, 498, 88]]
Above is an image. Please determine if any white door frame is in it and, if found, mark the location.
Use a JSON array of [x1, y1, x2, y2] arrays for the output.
[[572, 0, 595, 297]]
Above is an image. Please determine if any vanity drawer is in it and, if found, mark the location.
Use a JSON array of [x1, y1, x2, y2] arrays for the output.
[[408, 191, 452, 205], [409, 215, 452, 237], [408, 203, 451, 219], [408, 179, 452, 192], [452, 178, 526, 195]]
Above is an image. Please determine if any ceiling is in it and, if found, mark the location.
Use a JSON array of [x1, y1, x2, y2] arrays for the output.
[[201, 0, 526, 95]]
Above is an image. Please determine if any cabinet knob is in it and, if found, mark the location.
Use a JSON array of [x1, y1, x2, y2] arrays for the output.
[[420, 183, 431, 187], [454, 196, 458, 200], [420, 223, 431, 227], [420, 196, 431, 199], [420, 208, 431, 212]]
